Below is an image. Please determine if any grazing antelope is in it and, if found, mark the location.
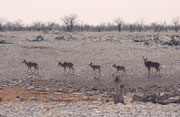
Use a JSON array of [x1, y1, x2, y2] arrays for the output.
[[58, 62, 74, 75], [89, 62, 101, 74], [22, 59, 39, 73], [142, 56, 161, 76], [112, 64, 127, 75]]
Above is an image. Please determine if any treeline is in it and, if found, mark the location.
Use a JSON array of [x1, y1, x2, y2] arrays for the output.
[[0, 15, 179, 32]]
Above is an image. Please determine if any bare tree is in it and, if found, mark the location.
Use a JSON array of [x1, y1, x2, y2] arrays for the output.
[[31, 21, 43, 31], [173, 17, 179, 32], [3, 21, 18, 31], [114, 17, 123, 32], [3, 21, 12, 31], [47, 22, 55, 31], [151, 22, 161, 32], [61, 14, 78, 32], [162, 21, 167, 31], [129, 24, 135, 32], [15, 19, 24, 31], [96, 23, 107, 32], [0, 18, 5, 31], [136, 19, 144, 32]]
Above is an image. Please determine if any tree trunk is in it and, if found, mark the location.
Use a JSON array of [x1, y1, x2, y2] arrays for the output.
[[94, 75, 125, 104], [175, 26, 179, 32], [118, 24, 121, 32]]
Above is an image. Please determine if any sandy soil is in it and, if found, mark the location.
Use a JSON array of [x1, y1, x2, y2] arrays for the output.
[[0, 31, 180, 116]]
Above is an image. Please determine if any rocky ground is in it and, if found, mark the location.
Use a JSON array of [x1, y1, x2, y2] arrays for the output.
[[0, 31, 180, 116], [0, 101, 180, 117]]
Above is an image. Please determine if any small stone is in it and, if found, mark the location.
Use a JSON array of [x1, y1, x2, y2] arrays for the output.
[[45, 97, 54, 102], [98, 97, 104, 101], [31, 97, 38, 101], [105, 98, 110, 102], [169, 96, 180, 100], [27, 86, 35, 90], [16, 96, 21, 99], [45, 87, 50, 91], [56, 97, 62, 102], [160, 92, 165, 97], [20, 98, 26, 102], [18, 80, 23, 83], [68, 89, 74, 93], [62, 89, 69, 93], [0, 97, 2, 102], [83, 96, 89, 101], [123, 96, 133, 105]]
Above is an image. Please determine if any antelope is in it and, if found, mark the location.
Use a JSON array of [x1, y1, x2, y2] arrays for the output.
[[22, 59, 39, 73], [58, 62, 74, 75], [142, 56, 161, 76], [89, 62, 101, 74], [112, 64, 127, 75]]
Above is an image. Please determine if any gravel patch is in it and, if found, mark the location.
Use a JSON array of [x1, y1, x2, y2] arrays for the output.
[[0, 101, 180, 117]]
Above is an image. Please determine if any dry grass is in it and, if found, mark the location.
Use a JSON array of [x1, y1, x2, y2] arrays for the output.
[[0, 88, 83, 102], [0, 87, 104, 103]]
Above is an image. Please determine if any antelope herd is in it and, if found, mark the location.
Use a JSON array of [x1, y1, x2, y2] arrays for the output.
[[22, 56, 161, 77]]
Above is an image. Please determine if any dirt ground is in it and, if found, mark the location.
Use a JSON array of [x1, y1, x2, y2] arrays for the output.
[[0, 31, 180, 100]]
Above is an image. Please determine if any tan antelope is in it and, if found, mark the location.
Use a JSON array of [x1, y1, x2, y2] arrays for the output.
[[22, 59, 39, 73], [58, 62, 74, 75], [142, 56, 161, 76], [89, 62, 101, 74], [112, 64, 127, 75]]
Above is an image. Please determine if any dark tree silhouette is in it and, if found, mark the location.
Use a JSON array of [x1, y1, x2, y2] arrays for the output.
[[114, 17, 123, 32], [173, 17, 179, 32], [136, 19, 144, 32], [0, 18, 5, 31], [61, 14, 78, 32]]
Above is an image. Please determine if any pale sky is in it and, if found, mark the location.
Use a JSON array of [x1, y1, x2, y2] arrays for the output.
[[0, 0, 180, 25]]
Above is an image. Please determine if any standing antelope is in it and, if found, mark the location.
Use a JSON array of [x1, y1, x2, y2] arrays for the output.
[[58, 62, 74, 75], [22, 59, 39, 73], [89, 62, 101, 74], [112, 64, 127, 75], [142, 56, 161, 76]]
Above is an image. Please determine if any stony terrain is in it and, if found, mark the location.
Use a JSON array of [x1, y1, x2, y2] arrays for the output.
[[0, 31, 180, 116]]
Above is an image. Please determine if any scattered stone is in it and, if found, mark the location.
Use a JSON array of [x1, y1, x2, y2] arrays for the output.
[[0, 40, 12, 44], [62, 89, 69, 93], [20, 98, 26, 102], [45, 87, 50, 91], [28, 35, 44, 42], [0, 97, 2, 102], [83, 96, 89, 101], [123, 96, 133, 105], [55, 36, 65, 40], [27, 86, 35, 90], [38, 88, 46, 92], [16, 96, 21, 99], [45, 96, 54, 102], [68, 89, 74, 93], [56, 97, 62, 102], [31, 97, 38, 101], [105, 98, 110, 102]]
